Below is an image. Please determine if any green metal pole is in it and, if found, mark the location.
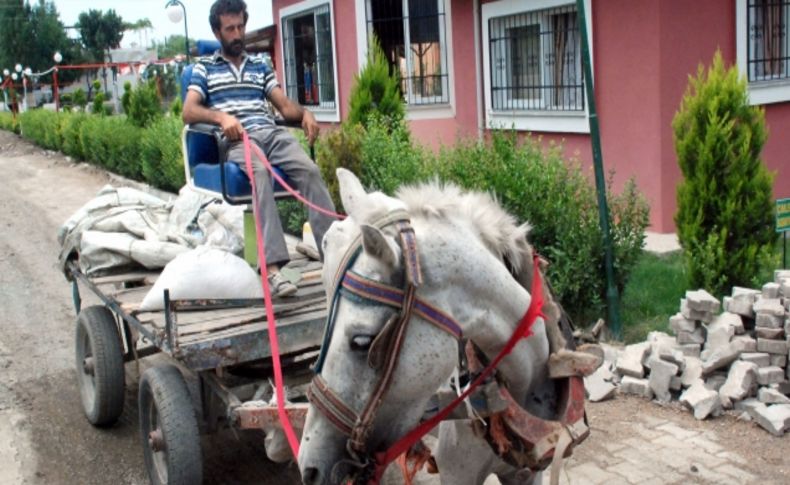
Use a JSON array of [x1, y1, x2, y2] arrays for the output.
[[575, 0, 622, 339]]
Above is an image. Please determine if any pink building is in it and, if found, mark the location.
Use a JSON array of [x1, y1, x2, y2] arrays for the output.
[[270, 0, 790, 232]]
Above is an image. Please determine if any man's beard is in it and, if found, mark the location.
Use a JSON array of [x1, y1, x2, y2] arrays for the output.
[[222, 38, 244, 57]]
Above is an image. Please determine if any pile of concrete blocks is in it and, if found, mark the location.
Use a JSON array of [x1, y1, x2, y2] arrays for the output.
[[590, 270, 790, 436]]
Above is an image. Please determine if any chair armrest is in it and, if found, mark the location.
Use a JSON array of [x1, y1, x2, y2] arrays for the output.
[[274, 118, 303, 129], [186, 123, 222, 135]]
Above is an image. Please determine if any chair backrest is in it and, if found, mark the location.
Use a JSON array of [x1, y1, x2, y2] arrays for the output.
[[181, 40, 223, 169]]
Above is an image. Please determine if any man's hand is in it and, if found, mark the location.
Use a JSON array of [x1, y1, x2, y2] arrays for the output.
[[219, 112, 244, 141], [302, 110, 319, 145]]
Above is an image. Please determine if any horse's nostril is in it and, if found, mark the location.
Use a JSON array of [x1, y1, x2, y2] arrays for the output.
[[302, 467, 321, 485]]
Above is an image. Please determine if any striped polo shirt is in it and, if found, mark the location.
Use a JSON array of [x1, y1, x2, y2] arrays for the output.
[[188, 51, 279, 132]]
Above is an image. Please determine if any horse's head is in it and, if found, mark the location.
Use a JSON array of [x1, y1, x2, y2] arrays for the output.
[[300, 169, 458, 484]]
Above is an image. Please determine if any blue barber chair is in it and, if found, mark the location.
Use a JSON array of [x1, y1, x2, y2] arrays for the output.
[[180, 40, 299, 205]]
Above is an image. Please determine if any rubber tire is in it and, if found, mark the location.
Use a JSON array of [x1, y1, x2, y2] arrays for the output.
[[139, 365, 203, 485], [75, 305, 125, 426]]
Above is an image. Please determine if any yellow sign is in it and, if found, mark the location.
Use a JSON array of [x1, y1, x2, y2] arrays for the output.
[[778, 198, 790, 232]]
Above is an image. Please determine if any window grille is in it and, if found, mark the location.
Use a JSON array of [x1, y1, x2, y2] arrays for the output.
[[282, 4, 336, 109], [366, 0, 450, 105], [488, 4, 585, 111], [747, 0, 790, 81]]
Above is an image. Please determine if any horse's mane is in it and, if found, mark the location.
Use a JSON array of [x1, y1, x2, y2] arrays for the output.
[[396, 181, 533, 273]]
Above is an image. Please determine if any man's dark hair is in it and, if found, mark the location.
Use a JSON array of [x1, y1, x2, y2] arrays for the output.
[[209, 0, 249, 32]]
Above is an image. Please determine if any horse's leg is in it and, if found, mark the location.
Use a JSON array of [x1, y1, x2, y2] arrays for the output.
[[495, 469, 542, 485], [434, 421, 500, 485]]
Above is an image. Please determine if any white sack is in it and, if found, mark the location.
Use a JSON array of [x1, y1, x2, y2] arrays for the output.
[[80, 231, 191, 275], [139, 246, 262, 311]]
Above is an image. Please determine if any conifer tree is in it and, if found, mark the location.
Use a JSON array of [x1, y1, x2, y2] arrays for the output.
[[673, 51, 775, 295], [348, 36, 404, 128]]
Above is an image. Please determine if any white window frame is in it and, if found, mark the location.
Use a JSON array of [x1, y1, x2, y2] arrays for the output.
[[736, 0, 790, 105], [354, 0, 456, 120], [279, 0, 341, 122], [482, 0, 592, 133]]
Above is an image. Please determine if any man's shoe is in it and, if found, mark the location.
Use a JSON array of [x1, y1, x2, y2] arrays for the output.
[[269, 272, 298, 297]]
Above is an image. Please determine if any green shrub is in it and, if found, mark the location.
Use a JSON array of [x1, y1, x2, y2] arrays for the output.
[[432, 132, 648, 321], [673, 51, 775, 296], [0, 112, 19, 133], [169, 97, 182, 117], [61, 112, 89, 159], [316, 123, 365, 210], [121, 81, 132, 114], [92, 80, 106, 115], [140, 116, 184, 191], [348, 36, 404, 129], [128, 80, 163, 128], [72, 89, 87, 111], [359, 116, 428, 195], [18, 109, 63, 150]]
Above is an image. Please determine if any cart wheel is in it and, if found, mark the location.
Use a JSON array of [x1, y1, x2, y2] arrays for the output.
[[139, 365, 203, 485], [75, 305, 125, 426]]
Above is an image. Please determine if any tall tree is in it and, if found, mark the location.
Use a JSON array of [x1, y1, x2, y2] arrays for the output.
[[76, 9, 125, 92]]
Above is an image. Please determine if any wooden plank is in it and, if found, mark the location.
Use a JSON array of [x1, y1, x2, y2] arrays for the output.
[[176, 300, 327, 338], [90, 271, 160, 286], [177, 308, 327, 346]]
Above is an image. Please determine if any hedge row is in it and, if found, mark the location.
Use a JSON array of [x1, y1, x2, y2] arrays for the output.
[[14, 109, 184, 192]]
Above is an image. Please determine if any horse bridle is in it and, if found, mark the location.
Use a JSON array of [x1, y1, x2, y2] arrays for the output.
[[307, 210, 462, 482]]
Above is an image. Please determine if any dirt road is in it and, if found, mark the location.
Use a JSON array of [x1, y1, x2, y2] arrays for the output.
[[0, 129, 787, 485]]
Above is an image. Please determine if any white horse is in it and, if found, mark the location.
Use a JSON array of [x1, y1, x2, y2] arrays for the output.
[[299, 169, 562, 485]]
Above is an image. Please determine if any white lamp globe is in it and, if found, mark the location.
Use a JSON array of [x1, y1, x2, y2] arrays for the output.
[[24, 67, 32, 76], [53, 52, 63, 63], [15, 64, 22, 73], [11, 73, 17, 81], [166, 4, 183, 23], [3, 69, 9, 76]]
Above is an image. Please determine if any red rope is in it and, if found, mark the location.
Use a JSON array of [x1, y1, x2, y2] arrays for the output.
[[369, 255, 546, 483]]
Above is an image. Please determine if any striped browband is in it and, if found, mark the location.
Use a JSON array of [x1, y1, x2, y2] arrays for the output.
[[341, 270, 463, 339]]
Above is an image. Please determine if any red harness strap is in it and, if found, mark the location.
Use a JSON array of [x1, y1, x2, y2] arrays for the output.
[[369, 255, 546, 483]]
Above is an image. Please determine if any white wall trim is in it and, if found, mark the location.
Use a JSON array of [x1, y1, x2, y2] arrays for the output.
[[278, 0, 341, 122], [735, 0, 790, 106], [354, 0, 456, 116], [481, 0, 593, 134]]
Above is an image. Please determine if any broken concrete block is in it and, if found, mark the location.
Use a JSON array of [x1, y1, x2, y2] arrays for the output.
[[757, 338, 788, 355], [704, 320, 735, 351], [756, 312, 784, 329], [619, 376, 653, 399], [686, 289, 721, 313], [771, 381, 790, 395], [762, 282, 781, 299], [756, 366, 785, 386], [758, 387, 790, 404], [680, 380, 722, 420], [752, 404, 790, 436], [681, 357, 703, 388], [705, 373, 728, 392], [648, 358, 679, 403], [774, 270, 790, 284], [713, 311, 744, 334], [702, 343, 741, 374], [734, 397, 764, 414], [679, 343, 701, 358], [585, 366, 617, 402], [648, 343, 685, 371], [731, 335, 757, 353], [670, 313, 697, 334], [680, 298, 713, 323], [615, 342, 649, 378], [726, 298, 755, 318], [719, 360, 758, 407], [753, 298, 785, 317], [770, 354, 787, 368], [740, 352, 771, 367], [677, 327, 706, 345], [756, 327, 785, 340], [781, 279, 790, 298]]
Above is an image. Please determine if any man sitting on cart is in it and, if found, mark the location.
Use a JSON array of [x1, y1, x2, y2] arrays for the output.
[[182, 0, 336, 298]]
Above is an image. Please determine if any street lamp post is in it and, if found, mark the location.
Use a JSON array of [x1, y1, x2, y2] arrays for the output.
[[14, 64, 27, 113], [53, 51, 62, 112], [2, 69, 8, 112], [23, 67, 31, 112], [165, 0, 190, 63]]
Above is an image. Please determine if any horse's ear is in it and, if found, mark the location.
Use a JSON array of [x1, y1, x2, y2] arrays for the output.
[[360, 224, 399, 268], [336, 168, 367, 220]]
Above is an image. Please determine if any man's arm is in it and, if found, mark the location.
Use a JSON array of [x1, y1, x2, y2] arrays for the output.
[[182, 90, 245, 141], [268, 86, 319, 145]]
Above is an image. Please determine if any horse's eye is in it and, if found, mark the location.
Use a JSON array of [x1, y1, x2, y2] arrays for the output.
[[350, 335, 373, 352]]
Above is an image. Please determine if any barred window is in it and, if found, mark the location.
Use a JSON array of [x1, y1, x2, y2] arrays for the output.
[[747, 0, 790, 81], [365, 0, 450, 106], [282, 4, 336, 109], [488, 4, 584, 111]]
